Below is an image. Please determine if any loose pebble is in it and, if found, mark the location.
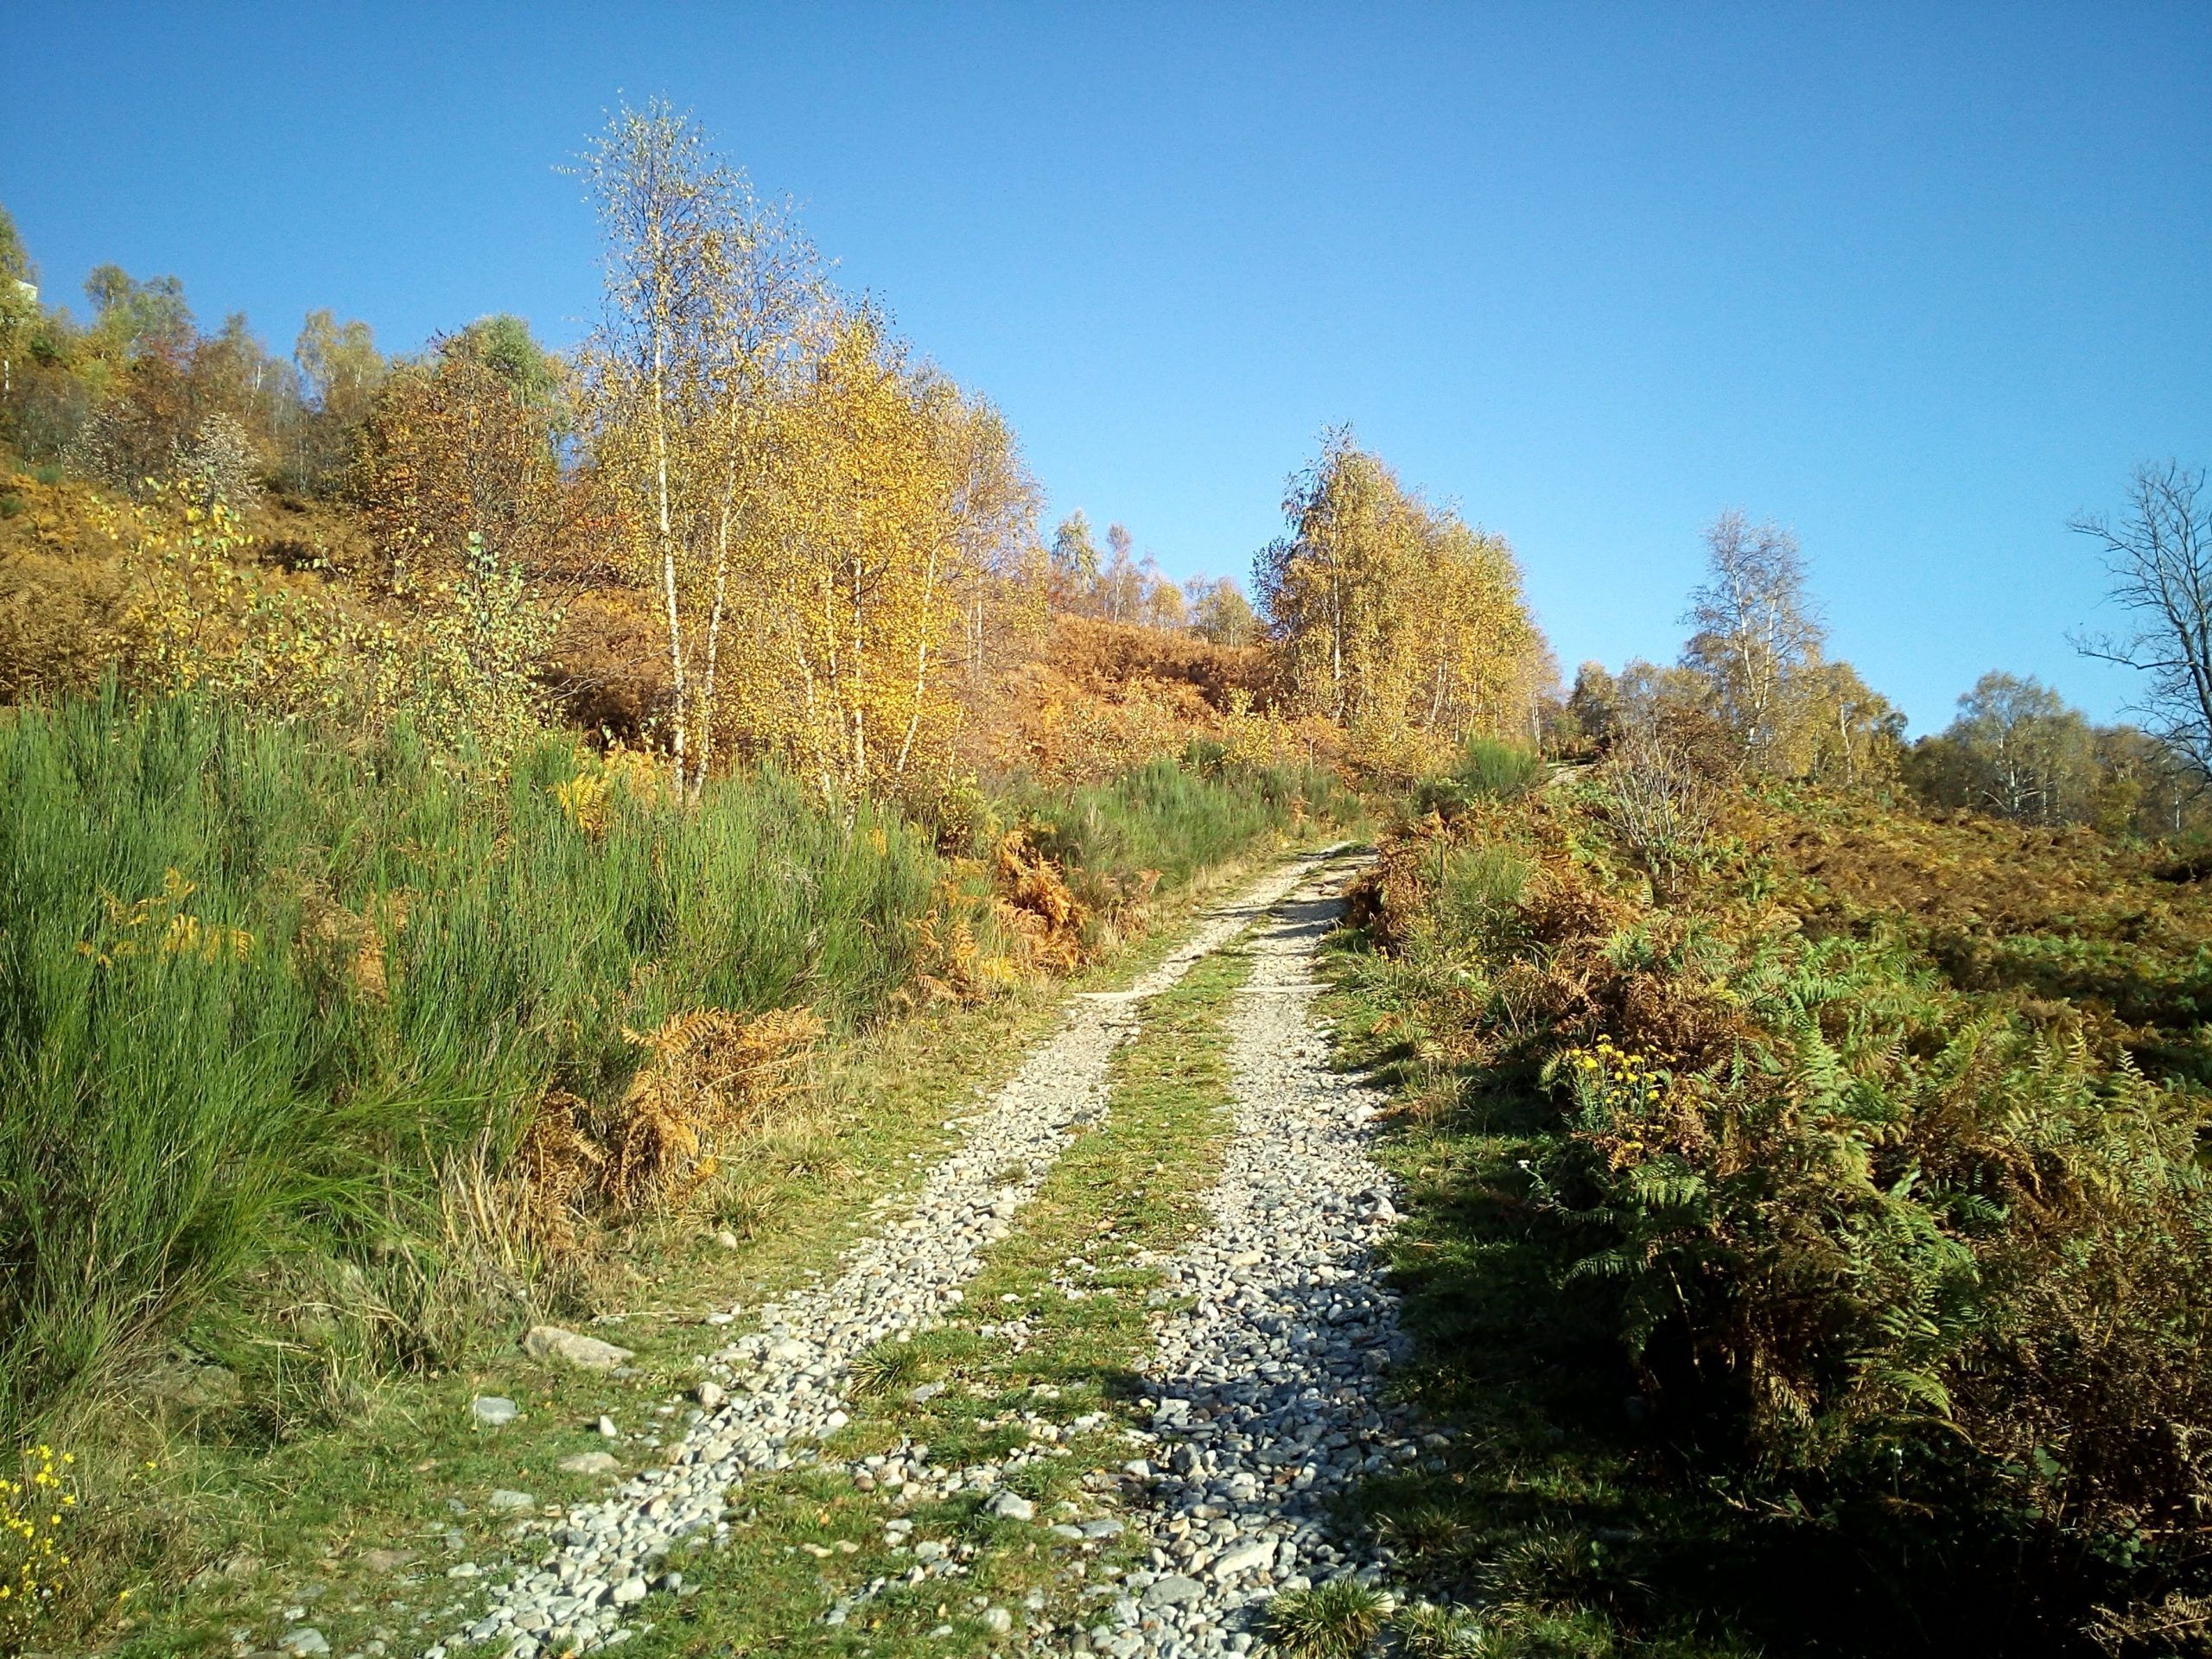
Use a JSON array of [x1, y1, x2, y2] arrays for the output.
[[1082, 863, 1437, 1656], [423, 858, 1337, 1656]]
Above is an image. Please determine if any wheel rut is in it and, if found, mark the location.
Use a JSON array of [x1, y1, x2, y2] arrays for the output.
[[1071, 853, 1433, 1658], [437, 849, 1348, 1658]]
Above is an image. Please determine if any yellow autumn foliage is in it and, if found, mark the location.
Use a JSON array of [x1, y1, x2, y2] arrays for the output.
[[1255, 431, 1552, 772], [74, 868, 251, 969], [582, 103, 1044, 807]]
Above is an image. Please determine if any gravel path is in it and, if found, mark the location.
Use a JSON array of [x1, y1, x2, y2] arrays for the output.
[[435, 851, 1344, 1659], [1073, 857, 1433, 1659]]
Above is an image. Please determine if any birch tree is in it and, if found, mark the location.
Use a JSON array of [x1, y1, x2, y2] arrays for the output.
[[1253, 430, 1410, 726], [580, 99, 825, 796], [1255, 430, 1548, 747], [1681, 510, 1827, 770], [737, 308, 1038, 798]]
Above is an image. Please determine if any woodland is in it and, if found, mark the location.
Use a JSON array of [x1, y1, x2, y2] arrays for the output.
[[2, 100, 2209, 1659]]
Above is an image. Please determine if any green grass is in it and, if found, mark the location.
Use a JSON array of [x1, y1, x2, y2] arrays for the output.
[[1412, 738, 1544, 817], [0, 689, 1349, 1651], [1015, 749, 1360, 917], [0, 691, 946, 1436], [1267, 1579, 1389, 1658]]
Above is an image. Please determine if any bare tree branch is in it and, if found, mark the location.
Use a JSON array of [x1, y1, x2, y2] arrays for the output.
[[2070, 461, 2212, 779]]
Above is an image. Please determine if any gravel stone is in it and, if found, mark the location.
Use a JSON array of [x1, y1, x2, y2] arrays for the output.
[[523, 1325, 634, 1370], [429, 857, 1337, 1656], [1141, 1576, 1204, 1611], [1096, 857, 1439, 1656]]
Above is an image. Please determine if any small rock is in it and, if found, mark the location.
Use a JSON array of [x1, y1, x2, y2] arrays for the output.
[[487, 1489, 537, 1510], [1141, 1575, 1204, 1611], [279, 1630, 329, 1656], [524, 1325, 635, 1371], [988, 1491, 1035, 1522], [715, 1230, 740, 1249], [559, 1452, 620, 1476], [194, 1549, 261, 1586], [611, 1575, 648, 1605], [909, 1382, 947, 1404], [695, 1380, 727, 1410], [471, 1395, 520, 1427], [983, 1606, 1013, 1634], [596, 1415, 619, 1439], [1210, 1539, 1274, 1580], [359, 1548, 414, 1573]]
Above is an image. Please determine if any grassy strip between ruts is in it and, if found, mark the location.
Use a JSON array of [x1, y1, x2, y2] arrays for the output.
[[594, 935, 1260, 1657], [100, 854, 1299, 1659]]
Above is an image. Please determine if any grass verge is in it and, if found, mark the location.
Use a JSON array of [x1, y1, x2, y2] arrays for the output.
[[81, 851, 1291, 1656], [1313, 775, 2212, 1658]]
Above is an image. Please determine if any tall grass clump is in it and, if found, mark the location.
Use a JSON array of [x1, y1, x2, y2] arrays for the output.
[[1015, 749, 1357, 903], [0, 694, 945, 1432], [1413, 737, 1544, 817]]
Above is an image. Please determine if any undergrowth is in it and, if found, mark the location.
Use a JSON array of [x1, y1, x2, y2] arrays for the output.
[[1332, 777, 2212, 1656]]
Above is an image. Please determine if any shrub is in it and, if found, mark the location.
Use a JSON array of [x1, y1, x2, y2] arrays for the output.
[[1456, 736, 1544, 799], [1010, 749, 1356, 928], [1592, 731, 1714, 897], [1353, 780, 2212, 1635], [1412, 738, 1544, 818]]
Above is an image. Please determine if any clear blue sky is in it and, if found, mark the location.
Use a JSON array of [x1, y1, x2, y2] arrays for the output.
[[6, 3, 2207, 731]]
